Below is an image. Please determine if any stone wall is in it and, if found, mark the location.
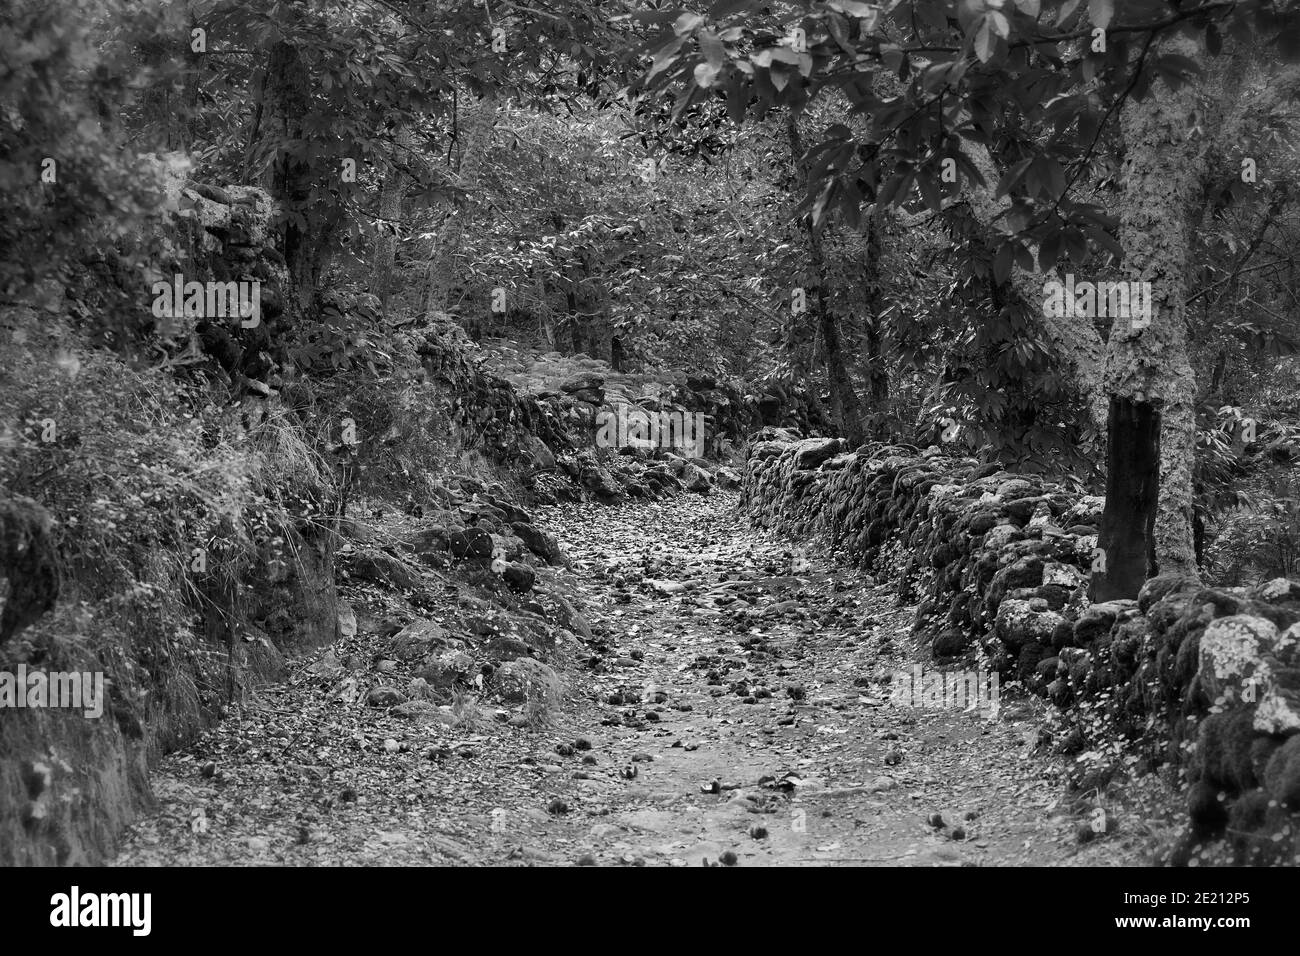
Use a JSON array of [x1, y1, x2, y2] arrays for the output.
[[743, 437, 1300, 863]]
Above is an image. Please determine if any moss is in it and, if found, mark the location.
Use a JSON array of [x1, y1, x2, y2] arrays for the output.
[[1263, 735, 1300, 810], [1187, 781, 1228, 838]]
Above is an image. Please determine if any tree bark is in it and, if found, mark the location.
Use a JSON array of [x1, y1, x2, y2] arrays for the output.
[[786, 113, 866, 446], [1098, 32, 1211, 591], [256, 40, 345, 313], [1091, 398, 1160, 600], [862, 211, 889, 422], [370, 126, 416, 315]]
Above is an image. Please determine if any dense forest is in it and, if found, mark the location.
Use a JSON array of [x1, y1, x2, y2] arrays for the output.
[[2, 0, 1300, 885]]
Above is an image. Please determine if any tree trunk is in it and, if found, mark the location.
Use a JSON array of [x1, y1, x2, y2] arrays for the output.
[[370, 126, 416, 315], [862, 212, 889, 421], [1097, 32, 1210, 594], [786, 113, 866, 446], [260, 41, 316, 313], [418, 94, 498, 318], [1091, 398, 1160, 600]]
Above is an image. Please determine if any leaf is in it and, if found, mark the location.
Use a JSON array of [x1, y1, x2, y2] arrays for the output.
[[919, 173, 942, 211], [647, 36, 687, 80], [1085, 226, 1123, 261], [1014, 0, 1041, 16], [725, 72, 748, 121], [811, 180, 835, 227], [694, 61, 722, 87], [1038, 231, 1063, 272], [699, 30, 727, 68], [827, 0, 878, 17], [995, 157, 1033, 199], [993, 242, 1014, 284], [674, 12, 704, 36], [1206, 22, 1222, 56], [1077, 106, 1100, 144], [827, 13, 857, 55], [876, 170, 913, 208], [974, 19, 995, 63], [1088, 0, 1113, 30], [710, 0, 756, 17]]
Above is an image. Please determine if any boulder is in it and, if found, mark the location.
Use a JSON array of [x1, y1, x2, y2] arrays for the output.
[[495, 659, 561, 705], [502, 562, 536, 593], [682, 462, 713, 493], [1198, 615, 1279, 702], [448, 527, 493, 560], [510, 521, 562, 565]]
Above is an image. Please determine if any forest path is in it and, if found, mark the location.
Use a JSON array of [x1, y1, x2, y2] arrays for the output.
[[115, 493, 1149, 867]]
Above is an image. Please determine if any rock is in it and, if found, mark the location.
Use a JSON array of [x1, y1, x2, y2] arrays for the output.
[[1264, 736, 1300, 808], [559, 372, 605, 402], [449, 527, 493, 560], [1073, 600, 1136, 645], [522, 434, 557, 470], [308, 648, 344, 679], [487, 635, 532, 660], [386, 619, 453, 660], [1188, 781, 1228, 837], [1198, 615, 1278, 701], [1042, 561, 1086, 590], [510, 521, 562, 564], [996, 478, 1034, 499], [502, 562, 536, 593], [391, 700, 442, 720], [366, 685, 407, 707], [344, 550, 419, 589], [415, 649, 473, 690], [995, 599, 1066, 653], [793, 438, 843, 470], [682, 462, 713, 493], [337, 602, 357, 639], [714, 467, 741, 490], [495, 659, 561, 705], [404, 526, 451, 555], [650, 579, 687, 596]]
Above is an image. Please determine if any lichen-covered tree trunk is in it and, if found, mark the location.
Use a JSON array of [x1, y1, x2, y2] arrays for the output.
[[418, 95, 498, 317], [1097, 32, 1210, 594]]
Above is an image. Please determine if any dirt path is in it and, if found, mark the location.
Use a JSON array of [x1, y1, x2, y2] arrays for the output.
[[115, 492, 1156, 866]]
